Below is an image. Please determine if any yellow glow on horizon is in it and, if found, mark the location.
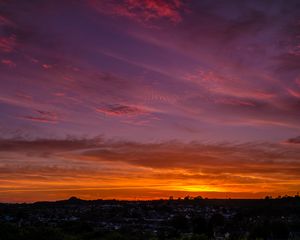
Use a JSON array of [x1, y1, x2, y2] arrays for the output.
[[174, 185, 224, 192]]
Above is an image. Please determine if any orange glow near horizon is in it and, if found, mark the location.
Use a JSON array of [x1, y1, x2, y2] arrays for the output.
[[0, 138, 299, 202]]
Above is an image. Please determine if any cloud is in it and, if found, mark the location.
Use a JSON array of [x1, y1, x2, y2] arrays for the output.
[[0, 137, 102, 152], [89, 0, 185, 24], [0, 35, 16, 52], [184, 69, 276, 101], [79, 141, 300, 176], [285, 136, 300, 144], [96, 103, 150, 116], [1, 59, 15, 67], [20, 110, 59, 124], [274, 53, 300, 77], [42, 64, 53, 69], [21, 116, 57, 124], [0, 136, 300, 201], [0, 13, 17, 52], [0, 14, 15, 26]]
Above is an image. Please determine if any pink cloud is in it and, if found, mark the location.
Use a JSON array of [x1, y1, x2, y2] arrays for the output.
[[122, 118, 151, 126], [0, 14, 15, 27], [89, 0, 184, 24], [236, 119, 300, 130], [1, 59, 16, 67], [15, 92, 33, 101], [288, 43, 300, 57], [214, 98, 256, 107], [53, 92, 66, 97], [42, 64, 53, 69], [184, 69, 276, 100], [96, 104, 150, 117], [0, 36, 16, 53], [21, 110, 59, 124], [287, 88, 300, 98], [21, 116, 58, 124]]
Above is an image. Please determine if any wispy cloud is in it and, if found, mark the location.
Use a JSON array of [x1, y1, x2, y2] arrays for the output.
[[0, 137, 299, 201], [96, 104, 149, 116], [1, 59, 16, 67], [20, 110, 59, 124], [0, 36, 16, 53], [89, 0, 185, 24]]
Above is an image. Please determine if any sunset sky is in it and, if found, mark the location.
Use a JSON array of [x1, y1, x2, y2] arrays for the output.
[[0, 0, 300, 202]]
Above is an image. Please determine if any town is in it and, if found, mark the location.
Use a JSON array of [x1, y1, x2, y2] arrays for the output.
[[1, 196, 300, 240]]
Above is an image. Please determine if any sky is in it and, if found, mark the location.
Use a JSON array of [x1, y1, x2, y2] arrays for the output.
[[0, 0, 300, 202]]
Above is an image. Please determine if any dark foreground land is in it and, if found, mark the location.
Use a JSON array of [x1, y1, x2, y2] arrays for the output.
[[1, 196, 300, 240]]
